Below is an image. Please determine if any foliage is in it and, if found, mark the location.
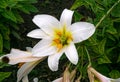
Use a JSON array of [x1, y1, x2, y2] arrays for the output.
[[0, 0, 38, 54], [71, 0, 120, 81], [0, 72, 11, 82], [0, 0, 38, 81], [0, 0, 120, 81]]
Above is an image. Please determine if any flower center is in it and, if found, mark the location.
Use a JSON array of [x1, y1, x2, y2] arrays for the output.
[[52, 26, 73, 51]]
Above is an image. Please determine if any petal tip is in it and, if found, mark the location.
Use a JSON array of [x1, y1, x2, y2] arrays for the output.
[[48, 56, 59, 71], [72, 59, 78, 65], [63, 8, 74, 13], [60, 8, 74, 26], [51, 68, 58, 71], [27, 32, 34, 38], [32, 15, 40, 21], [48, 60, 58, 71], [26, 33, 31, 37], [1, 56, 9, 63]]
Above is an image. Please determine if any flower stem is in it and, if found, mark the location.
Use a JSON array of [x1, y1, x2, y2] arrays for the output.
[[84, 46, 91, 66], [95, 0, 120, 28]]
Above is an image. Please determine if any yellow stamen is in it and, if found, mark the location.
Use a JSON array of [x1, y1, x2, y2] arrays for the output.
[[57, 44, 63, 52], [57, 31, 62, 36], [53, 39, 60, 44], [52, 26, 73, 52]]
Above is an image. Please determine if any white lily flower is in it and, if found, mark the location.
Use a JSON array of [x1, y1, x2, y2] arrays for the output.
[[0, 47, 46, 82], [88, 66, 120, 82], [0, 49, 41, 65], [27, 9, 95, 71], [0, 48, 41, 64]]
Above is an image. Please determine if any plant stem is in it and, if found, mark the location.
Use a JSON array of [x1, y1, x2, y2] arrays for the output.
[[84, 46, 91, 66], [96, 0, 120, 28]]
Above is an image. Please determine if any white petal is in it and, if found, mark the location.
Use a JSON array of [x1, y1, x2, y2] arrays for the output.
[[27, 29, 48, 39], [52, 77, 63, 82], [32, 39, 56, 57], [8, 57, 40, 65], [22, 76, 29, 82], [26, 47, 32, 52], [88, 67, 110, 82], [71, 22, 95, 43], [65, 42, 78, 65], [1, 49, 40, 64], [111, 78, 120, 82], [60, 9, 74, 27], [17, 58, 45, 82], [32, 15, 60, 35], [10, 48, 32, 57], [48, 51, 63, 71]]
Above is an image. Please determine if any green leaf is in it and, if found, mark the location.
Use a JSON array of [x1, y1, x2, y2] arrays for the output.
[[13, 11, 24, 23], [0, 62, 9, 68], [2, 10, 17, 23], [117, 54, 120, 63], [113, 18, 120, 22], [88, 35, 98, 45], [0, 34, 3, 53], [71, 0, 84, 10], [23, 5, 38, 12], [98, 39, 106, 55], [106, 47, 115, 55], [0, 24, 10, 40], [97, 65, 110, 76], [102, 0, 116, 8], [7, 0, 17, 8], [11, 30, 22, 40], [98, 55, 111, 64], [84, 0, 96, 12], [0, 0, 7, 8], [106, 26, 117, 35], [73, 11, 83, 22], [18, 6, 30, 14], [107, 34, 116, 41], [111, 3, 120, 17], [18, 4, 38, 14], [0, 72, 11, 82], [100, 18, 116, 35], [109, 70, 120, 78], [3, 40, 10, 50], [9, 23, 19, 30]]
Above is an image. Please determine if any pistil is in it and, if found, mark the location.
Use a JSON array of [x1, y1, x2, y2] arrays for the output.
[[52, 27, 73, 52]]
